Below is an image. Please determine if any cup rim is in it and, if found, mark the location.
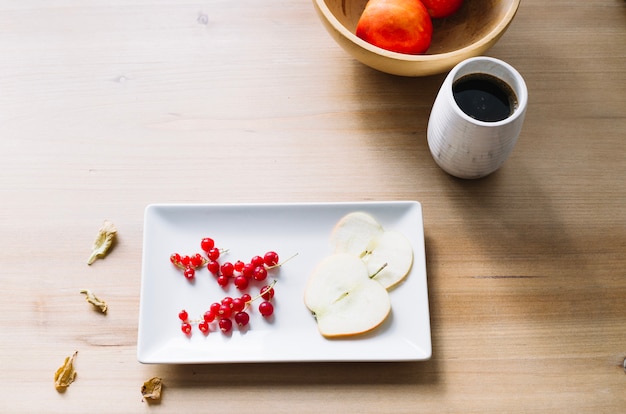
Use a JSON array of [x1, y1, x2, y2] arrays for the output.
[[447, 56, 528, 127]]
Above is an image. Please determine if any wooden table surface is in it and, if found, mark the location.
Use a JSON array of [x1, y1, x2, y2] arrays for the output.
[[1, 0, 625, 412]]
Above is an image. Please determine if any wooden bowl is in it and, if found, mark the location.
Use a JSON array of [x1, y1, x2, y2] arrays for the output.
[[312, 0, 520, 76]]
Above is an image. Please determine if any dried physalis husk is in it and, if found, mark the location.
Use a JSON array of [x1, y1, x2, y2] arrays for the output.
[[87, 220, 117, 265], [80, 289, 108, 313], [54, 351, 78, 392], [141, 376, 163, 402]]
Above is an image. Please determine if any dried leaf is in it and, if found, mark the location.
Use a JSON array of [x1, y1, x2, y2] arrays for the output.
[[87, 220, 117, 265], [141, 376, 163, 402], [54, 351, 78, 392], [80, 289, 108, 313]]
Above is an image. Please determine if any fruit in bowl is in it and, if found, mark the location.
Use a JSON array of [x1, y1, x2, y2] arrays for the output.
[[312, 0, 521, 76], [421, 0, 464, 18], [356, 0, 434, 55]]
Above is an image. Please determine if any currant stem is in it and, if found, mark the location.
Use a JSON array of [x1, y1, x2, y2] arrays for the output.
[[266, 252, 298, 270], [246, 279, 277, 305], [171, 257, 208, 270], [185, 317, 203, 324], [173, 261, 187, 270]]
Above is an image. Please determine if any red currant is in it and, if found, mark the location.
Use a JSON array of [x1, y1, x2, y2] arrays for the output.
[[240, 293, 252, 304], [253, 266, 268, 281], [209, 302, 221, 314], [219, 318, 232, 333], [200, 237, 215, 252], [203, 310, 216, 323], [190, 253, 204, 267], [178, 309, 189, 321], [181, 255, 191, 267], [232, 297, 246, 312], [221, 296, 233, 307], [234, 275, 249, 290], [183, 266, 195, 280], [170, 253, 181, 265], [198, 321, 209, 334], [264, 251, 279, 266], [181, 322, 192, 334], [234, 260, 245, 272], [207, 260, 220, 275], [217, 275, 229, 287], [259, 301, 274, 317], [220, 262, 235, 277], [251, 255, 265, 267], [207, 247, 221, 261], [234, 311, 250, 327], [242, 263, 255, 279], [260, 285, 274, 301], [218, 304, 232, 318]]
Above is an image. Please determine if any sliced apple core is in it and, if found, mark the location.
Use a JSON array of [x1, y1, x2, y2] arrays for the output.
[[362, 230, 414, 289], [304, 254, 391, 338]]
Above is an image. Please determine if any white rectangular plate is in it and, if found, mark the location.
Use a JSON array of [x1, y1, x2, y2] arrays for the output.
[[137, 201, 431, 364]]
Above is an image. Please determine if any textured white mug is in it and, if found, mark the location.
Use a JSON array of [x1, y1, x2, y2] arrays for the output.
[[427, 57, 528, 179]]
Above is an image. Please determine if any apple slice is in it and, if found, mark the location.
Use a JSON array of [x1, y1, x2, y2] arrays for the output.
[[304, 254, 391, 338], [360, 230, 414, 290], [329, 211, 383, 258], [330, 212, 413, 289]]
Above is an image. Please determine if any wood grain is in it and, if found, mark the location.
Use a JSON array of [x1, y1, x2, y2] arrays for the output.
[[0, 0, 625, 412]]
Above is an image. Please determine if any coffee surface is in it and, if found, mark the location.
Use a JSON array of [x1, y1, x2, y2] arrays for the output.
[[452, 73, 517, 122]]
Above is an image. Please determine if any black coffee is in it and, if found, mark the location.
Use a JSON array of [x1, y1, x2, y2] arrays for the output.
[[452, 73, 518, 122]]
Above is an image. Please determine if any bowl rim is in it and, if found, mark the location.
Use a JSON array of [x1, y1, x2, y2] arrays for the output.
[[314, 0, 521, 62]]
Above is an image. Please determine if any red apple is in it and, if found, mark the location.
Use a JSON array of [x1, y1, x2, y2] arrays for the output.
[[356, 0, 433, 55], [420, 0, 464, 19]]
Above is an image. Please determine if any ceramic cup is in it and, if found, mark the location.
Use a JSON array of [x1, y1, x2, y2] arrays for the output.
[[427, 56, 528, 179]]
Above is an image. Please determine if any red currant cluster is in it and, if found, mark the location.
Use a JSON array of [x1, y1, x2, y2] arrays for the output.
[[169, 252, 208, 280], [171, 237, 291, 336], [178, 282, 275, 335]]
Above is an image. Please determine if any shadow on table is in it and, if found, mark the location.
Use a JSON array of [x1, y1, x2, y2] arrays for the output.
[[440, 162, 591, 277], [348, 61, 446, 163], [158, 356, 441, 390]]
